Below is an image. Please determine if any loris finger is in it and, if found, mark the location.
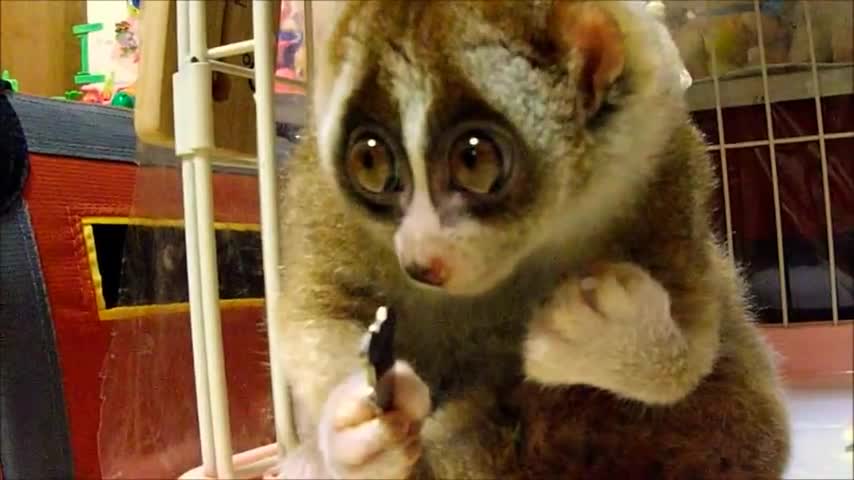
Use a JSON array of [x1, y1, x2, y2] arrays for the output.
[[332, 395, 377, 430], [581, 267, 633, 321], [387, 361, 432, 421], [329, 374, 378, 430], [539, 281, 601, 342], [589, 263, 671, 323], [341, 435, 422, 480], [331, 412, 412, 466]]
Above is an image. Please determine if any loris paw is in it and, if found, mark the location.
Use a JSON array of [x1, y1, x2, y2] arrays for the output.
[[317, 361, 431, 479], [524, 262, 687, 402]]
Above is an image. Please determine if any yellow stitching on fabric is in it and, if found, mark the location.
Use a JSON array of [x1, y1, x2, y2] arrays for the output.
[[83, 224, 108, 312], [98, 298, 264, 321], [81, 216, 260, 232]]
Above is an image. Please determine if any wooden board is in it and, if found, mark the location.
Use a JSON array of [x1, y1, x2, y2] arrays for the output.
[[0, 0, 86, 97], [135, 0, 279, 160]]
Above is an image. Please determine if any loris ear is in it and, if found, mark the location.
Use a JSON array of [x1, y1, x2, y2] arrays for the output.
[[548, 1, 625, 120]]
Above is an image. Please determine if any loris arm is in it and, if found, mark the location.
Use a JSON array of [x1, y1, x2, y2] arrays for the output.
[[269, 275, 376, 478], [412, 390, 524, 480], [273, 279, 435, 480], [523, 262, 721, 405]]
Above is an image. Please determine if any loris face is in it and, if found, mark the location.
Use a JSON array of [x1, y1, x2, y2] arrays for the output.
[[314, 1, 687, 297]]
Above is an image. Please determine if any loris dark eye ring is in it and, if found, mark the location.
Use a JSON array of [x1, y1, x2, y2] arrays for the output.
[[345, 126, 405, 205], [445, 122, 515, 197]]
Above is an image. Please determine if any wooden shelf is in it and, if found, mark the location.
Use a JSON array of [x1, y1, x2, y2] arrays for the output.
[[686, 64, 854, 112]]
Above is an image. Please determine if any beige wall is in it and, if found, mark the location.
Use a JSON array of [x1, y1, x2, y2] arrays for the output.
[[0, 0, 86, 97]]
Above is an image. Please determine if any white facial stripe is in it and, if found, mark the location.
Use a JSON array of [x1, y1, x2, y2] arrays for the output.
[[396, 78, 442, 258], [316, 60, 367, 176], [400, 88, 432, 197], [406, 191, 440, 231]]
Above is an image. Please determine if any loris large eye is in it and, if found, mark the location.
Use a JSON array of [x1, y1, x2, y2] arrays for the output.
[[446, 123, 514, 197], [345, 127, 404, 204]]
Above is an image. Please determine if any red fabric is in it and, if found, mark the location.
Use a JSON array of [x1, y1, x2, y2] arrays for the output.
[[23, 155, 270, 478]]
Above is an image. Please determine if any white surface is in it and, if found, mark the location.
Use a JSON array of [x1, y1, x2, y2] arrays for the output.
[[784, 385, 854, 479]]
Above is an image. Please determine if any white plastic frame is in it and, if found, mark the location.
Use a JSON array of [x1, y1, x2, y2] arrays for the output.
[[173, 1, 308, 478]]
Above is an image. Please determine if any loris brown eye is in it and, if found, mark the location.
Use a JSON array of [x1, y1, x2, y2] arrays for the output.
[[447, 126, 513, 196], [345, 128, 403, 203]]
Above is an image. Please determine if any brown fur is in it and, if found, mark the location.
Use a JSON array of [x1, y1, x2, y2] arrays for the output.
[[276, 1, 790, 478]]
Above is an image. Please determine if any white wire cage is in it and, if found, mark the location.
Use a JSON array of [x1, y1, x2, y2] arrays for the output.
[[164, 0, 852, 478], [663, 0, 853, 327]]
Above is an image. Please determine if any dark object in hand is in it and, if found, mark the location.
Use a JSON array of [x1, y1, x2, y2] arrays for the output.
[[360, 306, 397, 411]]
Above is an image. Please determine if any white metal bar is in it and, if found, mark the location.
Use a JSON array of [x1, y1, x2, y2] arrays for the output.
[[804, 2, 840, 325], [252, 0, 298, 456], [188, 0, 235, 476], [754, 0, 789, 325], [210, 60, 256, 79], [181, 161, 218, 478], [192, 155, 235, 478], [706, 132, 854, 151], [177, 0, 190, 65], [209, 39, 256, 60], [709, 43, 735, 260], [177, 1, 216, 474]]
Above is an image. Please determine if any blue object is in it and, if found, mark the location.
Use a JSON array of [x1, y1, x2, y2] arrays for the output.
[[0, 88, 74, 479]]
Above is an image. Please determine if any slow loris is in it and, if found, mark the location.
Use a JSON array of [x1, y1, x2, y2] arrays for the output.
[[272, 1, 790, 479]]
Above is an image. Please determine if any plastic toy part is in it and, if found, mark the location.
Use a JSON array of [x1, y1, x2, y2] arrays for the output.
[[73, 23, 107, 85], [1, 70, 19, 92], [111, 91, 135, 109]]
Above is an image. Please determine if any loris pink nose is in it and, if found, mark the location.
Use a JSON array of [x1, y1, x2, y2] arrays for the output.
[[404, 257, 449, 287]]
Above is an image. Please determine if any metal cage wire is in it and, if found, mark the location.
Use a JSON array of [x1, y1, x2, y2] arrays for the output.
[[173, 0, 851, 478], [698, 0, 852, 326]]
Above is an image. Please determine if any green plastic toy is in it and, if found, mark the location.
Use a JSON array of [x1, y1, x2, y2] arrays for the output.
[[73, 23, 106, 85], [1, 70, 19, 92], [110, 91, 135, 109]]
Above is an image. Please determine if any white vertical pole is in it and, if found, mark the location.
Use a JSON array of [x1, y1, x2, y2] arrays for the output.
[[709, 44, 734, 261], [803, 2, 840, 325], [753, 0, 789, 326], [252, 0, 298, 455], [176, 0, 217, 474], [188, 0, 235, 476]]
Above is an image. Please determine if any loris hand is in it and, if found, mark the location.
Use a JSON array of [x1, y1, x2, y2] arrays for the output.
[[524, 262, 704, 405], [318, 361, 431, 479]]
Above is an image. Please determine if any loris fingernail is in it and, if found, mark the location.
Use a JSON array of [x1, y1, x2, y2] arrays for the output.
[[580, 277, 598, 291], [579, 277, 599, 310]]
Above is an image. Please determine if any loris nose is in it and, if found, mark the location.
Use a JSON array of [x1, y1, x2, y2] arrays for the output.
[[404, 257, 449, 287]]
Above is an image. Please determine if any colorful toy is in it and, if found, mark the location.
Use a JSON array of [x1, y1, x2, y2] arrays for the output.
[[73, 23, 107, 85], [64, 90, 83, 101], [110, 91, 135, 109], [1, 70, 19, 92], [58, 11, 138, 109]]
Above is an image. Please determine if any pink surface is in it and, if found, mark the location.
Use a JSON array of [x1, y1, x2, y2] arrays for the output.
[[761, 323, 854, 387]]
